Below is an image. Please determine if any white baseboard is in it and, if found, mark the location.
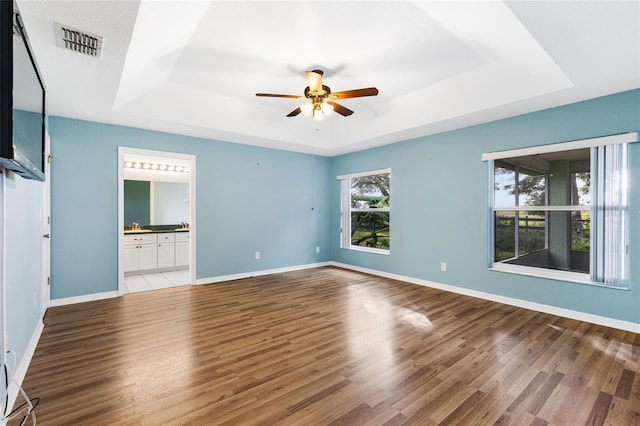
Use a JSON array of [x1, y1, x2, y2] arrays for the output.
[[42, 263, 640, 333], [51, 262, 333, 305], [195, 261, 332, 285], [330, 262, 640, 334], [48, 290, 119, 307], [4, 319, 43, 418]]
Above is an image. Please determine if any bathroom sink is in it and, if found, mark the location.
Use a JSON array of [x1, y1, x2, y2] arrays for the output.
[[124, 229, 153, 234], [174, 228, 190, 232]]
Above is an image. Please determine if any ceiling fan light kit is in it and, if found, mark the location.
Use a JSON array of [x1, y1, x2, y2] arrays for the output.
[[256, 69, 378, 121]]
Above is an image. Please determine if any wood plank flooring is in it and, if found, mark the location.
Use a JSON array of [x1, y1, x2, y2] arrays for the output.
[[11, 267, 640, 425]]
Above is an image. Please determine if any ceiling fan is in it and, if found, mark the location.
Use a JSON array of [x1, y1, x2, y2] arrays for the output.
[[256, 69, 378, 121]]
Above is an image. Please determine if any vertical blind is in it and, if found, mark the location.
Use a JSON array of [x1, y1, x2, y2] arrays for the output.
[[592, 143, 629, 287]]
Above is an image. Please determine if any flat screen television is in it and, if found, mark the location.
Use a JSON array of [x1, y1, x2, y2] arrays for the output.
[[0, 1, 46, 182]]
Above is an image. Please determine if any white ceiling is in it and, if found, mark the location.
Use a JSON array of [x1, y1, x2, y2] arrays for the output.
[[16, 1, 640, 157]]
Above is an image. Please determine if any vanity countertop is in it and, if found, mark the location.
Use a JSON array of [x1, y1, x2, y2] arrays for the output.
[[124, 228, 190, 234], [124, 229, 153, 234]]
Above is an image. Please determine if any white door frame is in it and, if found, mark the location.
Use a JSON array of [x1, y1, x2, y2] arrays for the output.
[[117, 147, 196, 294], [41, 133, 51, 317]]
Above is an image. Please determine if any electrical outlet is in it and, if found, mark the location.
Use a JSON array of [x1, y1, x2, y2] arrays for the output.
[[255, 251, 260, 260], [440, 262, 447, 272], [316, 246, 320, 253]]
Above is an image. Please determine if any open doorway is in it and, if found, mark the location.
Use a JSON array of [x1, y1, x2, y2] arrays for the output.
[[117, 147, 196, 294]]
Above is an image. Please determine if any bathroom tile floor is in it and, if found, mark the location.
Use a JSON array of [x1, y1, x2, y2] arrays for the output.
[[124, 270, 190, 294]]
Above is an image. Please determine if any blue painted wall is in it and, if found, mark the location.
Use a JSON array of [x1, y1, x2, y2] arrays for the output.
[[2, 172, 44, 371], [48, 117, 331, 299], [330, 88, 640, 324], [1, 112, 48, 402], [47, 89, 639, 325]]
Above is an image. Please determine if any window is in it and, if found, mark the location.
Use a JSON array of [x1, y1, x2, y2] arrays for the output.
[[483, 132, 638, 289], [339, 169, 390, 254]]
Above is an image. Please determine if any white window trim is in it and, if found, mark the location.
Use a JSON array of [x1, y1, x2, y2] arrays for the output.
[[489, 263, 630, 291], [339, 168, 391, 255], [484, 133, 637, 289], [481, 132, 638, 161], [337, 168, 391, 180], [494, 205, 591, 212], [347, 245, 391, 256], [490, 262, 592, 285]]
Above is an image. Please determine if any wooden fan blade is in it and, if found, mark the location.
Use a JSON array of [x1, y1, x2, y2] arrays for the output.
[[305, 70, 323, 93], [329, 87, 378, 100], [256, 93, 304, 99], [286, 107, 302, 117], [327, 101, 353, 117]]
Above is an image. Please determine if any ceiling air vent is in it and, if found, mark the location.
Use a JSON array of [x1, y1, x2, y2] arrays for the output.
[[54, 23, 103, 58]]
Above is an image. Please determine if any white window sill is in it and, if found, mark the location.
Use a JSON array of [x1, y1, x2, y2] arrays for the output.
[[342, 246, 390, 255], [489, 263, 629, 290]]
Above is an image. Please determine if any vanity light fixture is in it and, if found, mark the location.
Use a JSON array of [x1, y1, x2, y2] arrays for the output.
[[124, 161, 190, 173]]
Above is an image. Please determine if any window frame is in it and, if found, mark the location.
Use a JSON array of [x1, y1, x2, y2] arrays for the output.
[[492, 161, 592, 267], [338, 168, 391, 255], [483, 132, 638, 290]]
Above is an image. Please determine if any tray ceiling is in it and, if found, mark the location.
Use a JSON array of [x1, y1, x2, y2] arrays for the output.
[[17, 1, 640, 156]]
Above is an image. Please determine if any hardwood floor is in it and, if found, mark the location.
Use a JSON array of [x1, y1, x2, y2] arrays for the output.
[[12, 267, 640, 425]]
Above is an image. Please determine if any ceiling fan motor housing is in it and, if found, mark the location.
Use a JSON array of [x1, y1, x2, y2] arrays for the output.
[[304, 85, 331, 99]]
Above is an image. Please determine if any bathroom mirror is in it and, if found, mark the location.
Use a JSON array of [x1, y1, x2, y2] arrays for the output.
[[124, 180, 189, 225]]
